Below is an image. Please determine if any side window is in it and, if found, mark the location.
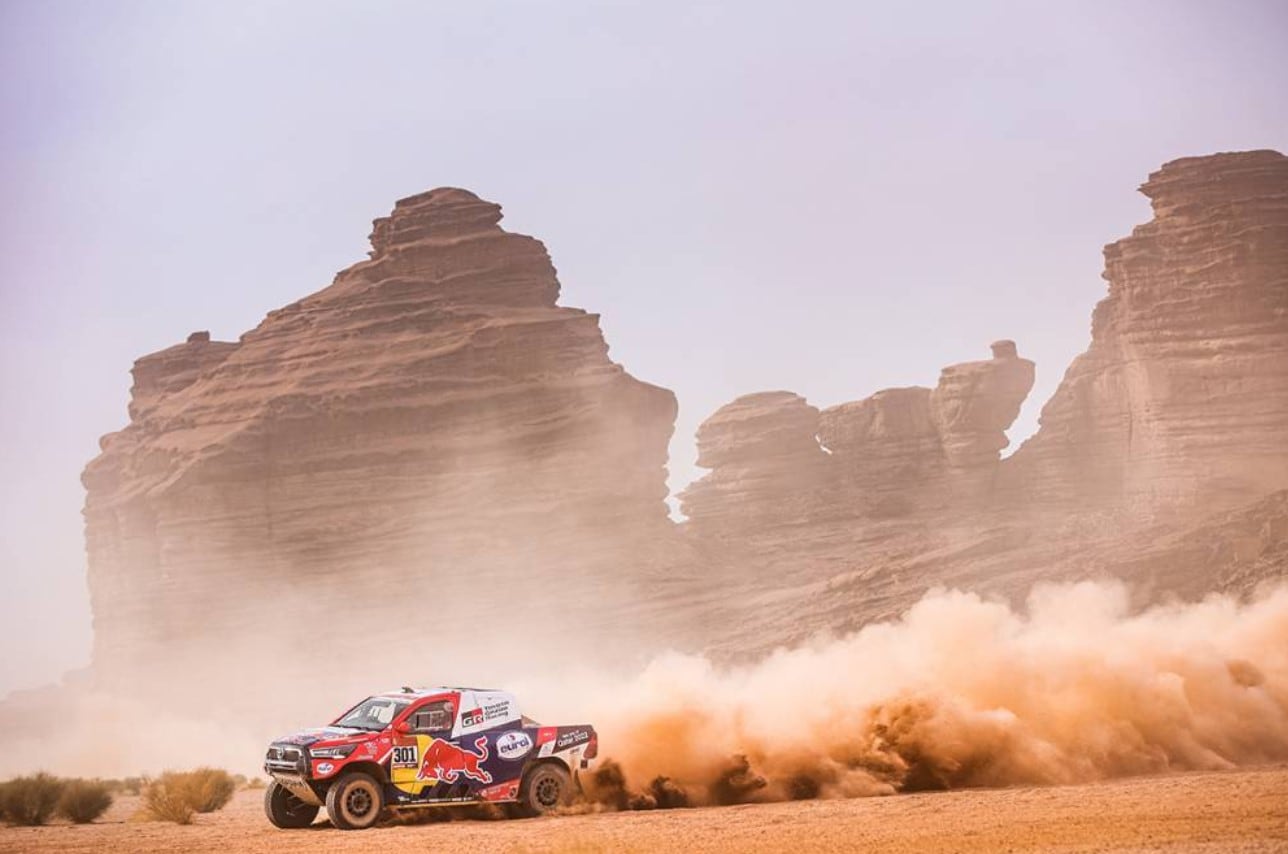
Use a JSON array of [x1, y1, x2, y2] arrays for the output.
[[408, 700, 454, 734]]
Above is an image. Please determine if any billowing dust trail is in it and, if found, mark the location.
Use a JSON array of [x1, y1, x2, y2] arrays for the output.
[[578, 580, 1288, 809]]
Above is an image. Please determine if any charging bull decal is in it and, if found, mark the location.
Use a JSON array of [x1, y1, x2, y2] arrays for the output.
[[417, 736, 492, 784]]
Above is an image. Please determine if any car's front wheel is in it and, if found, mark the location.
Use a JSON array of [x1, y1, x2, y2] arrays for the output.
[[264, 781, 319, 829], [325, 772, 384, 830]]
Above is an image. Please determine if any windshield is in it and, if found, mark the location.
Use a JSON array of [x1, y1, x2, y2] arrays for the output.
[[334, 696, 410, 731]]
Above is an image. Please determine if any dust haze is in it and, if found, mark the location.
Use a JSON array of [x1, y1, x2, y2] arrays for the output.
[[6, 578, 1285, 811]]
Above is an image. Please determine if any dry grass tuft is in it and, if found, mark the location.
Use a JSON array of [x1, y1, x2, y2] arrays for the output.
[[140, 774, 196, 825], [137, 768, 235, 824], [185, 767, 236, 813]]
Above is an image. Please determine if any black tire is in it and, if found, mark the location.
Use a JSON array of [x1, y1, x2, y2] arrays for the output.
[[514, 762, 572, 818], [325, 772, 384, 830], [264, 781, 319, 829]]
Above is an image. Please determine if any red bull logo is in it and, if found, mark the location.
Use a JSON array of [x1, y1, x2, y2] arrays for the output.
[[416, 736, 493, 784]]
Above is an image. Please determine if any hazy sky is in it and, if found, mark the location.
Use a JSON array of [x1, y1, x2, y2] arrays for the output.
[[1, 0, 1285, 695]]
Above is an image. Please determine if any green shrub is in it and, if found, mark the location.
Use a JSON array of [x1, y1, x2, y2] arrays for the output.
[[0, 774, 65, 826], [57, 779, 114, 823]]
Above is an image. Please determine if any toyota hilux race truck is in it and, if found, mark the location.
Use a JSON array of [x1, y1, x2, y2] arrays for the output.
[[263, 687, 597, 830]]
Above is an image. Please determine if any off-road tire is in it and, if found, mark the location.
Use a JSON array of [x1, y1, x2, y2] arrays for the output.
[[514, 762, 572, 818], [264, 781, 319, 829], [325, 771, 384, 830]]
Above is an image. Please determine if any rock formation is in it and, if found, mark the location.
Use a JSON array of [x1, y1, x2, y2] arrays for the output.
[[679, 392, 829, 536], [126, 331, 238, 420], [79, 151, 1288, 698], [82, 188, 679, 694], [682, 340, 1036, 530], [1006, 150, 1288, 513], [677, 150, 1288, 653]]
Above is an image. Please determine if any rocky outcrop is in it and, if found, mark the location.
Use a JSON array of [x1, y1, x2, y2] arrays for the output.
[[930, 340, 1035, 476], [82, 188, 679, 692], [820, 386, 943, 513], [78, 151, 1288, 696], [1006, 150, 1288, 513], [126, 331, 238, 420], [679, 392, 829, 536], [683, 341, 1035, 528], [676, 151, 1288, 654]]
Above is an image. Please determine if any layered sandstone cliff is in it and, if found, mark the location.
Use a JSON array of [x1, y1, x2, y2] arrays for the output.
[[83, 188, 678, 691], [678, 151, 1288, 653], [80, 152, 1288, 691], [678, 392, 830, 536], [1005, 150, 1288, 513], [681, 340, 1036, 533]]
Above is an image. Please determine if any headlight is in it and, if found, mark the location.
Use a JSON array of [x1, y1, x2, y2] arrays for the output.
[[309, 744, 357, 759]]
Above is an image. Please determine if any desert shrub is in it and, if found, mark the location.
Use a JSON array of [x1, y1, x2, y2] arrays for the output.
[[57, 779, 114, 823], [183, 767, 236, 813], [0, 774, 65, 826], [121, 776, 144, 795], [140, 775, 194, 825], [243, 776, 266, 790], [138, 768, 236, 823], [0, 779, 10, 823]]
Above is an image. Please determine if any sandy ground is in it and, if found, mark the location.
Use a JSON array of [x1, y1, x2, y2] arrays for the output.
[[3, 766, 1287, 853]]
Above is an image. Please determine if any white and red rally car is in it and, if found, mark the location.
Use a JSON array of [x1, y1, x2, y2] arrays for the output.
[[263, 686, 597, 830]]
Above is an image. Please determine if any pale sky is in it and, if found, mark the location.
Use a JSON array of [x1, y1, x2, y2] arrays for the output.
[[1, 0, 1285, 695]]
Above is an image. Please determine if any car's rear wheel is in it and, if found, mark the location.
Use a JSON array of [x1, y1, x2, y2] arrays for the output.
[[264, 781, 319, 829], [325, 772, 384, 830], [514, 762, 572, 818]]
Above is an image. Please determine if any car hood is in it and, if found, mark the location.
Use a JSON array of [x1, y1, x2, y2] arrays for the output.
[[272, 726, 372, 747]]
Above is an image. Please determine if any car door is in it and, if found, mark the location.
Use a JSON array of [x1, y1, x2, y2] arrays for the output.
[[388, 695, 462, 802]]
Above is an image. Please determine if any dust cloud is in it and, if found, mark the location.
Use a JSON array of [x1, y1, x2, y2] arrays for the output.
[[3, 579, 1286, 810], [575, 580, 1288, 808]]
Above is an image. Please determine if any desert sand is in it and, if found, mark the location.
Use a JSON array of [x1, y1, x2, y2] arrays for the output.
[[4, 766, 1287, 853]]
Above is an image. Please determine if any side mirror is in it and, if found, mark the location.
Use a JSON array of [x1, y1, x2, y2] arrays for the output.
[[394, 721, 411, 734]]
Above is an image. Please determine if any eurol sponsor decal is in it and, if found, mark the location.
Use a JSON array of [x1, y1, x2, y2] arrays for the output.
[[495, 730, 533, 760]]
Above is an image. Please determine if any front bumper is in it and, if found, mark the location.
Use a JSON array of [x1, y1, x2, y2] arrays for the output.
[[265, 744, 326, 806], [264, 743, 309, 777]]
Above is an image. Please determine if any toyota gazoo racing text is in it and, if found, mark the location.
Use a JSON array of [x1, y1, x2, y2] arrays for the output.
[[263, 687, 597, 830]]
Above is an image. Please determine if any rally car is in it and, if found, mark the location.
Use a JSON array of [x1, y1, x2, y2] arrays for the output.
[[263, 686, 597, 830]]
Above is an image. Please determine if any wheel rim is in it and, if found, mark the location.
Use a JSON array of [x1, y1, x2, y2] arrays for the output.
[[535, 775, 562, 807], [345, 785, 374, 818]]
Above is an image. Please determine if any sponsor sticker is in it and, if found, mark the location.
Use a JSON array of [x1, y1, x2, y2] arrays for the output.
[[416, 736, 493, 784], [392, 745, 419, 768], [316, 762, 335, 776], [495, 730, 534, 761], [462, 708, 484, 727], [555, 729, 591, 751]]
